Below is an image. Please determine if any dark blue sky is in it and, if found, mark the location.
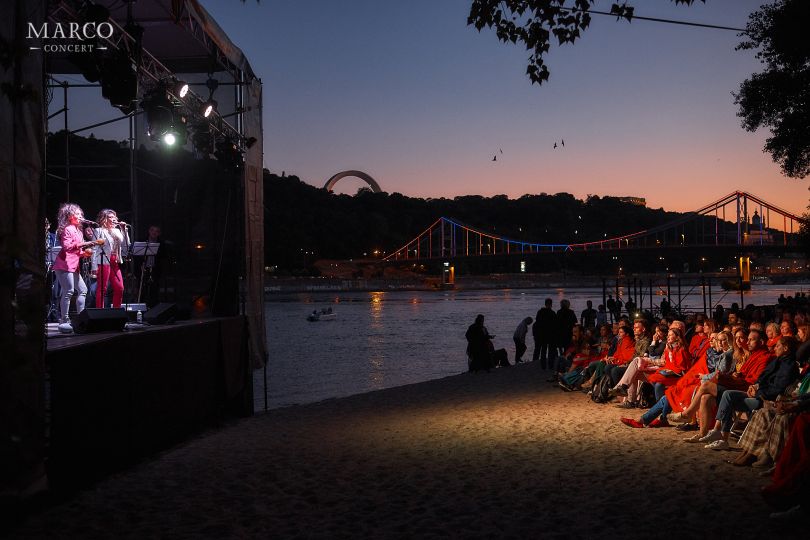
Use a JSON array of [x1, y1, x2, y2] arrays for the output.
[[50, 1, 807, 214]]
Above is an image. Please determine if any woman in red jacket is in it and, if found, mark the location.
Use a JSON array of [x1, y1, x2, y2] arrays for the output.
[[647, 327, 692, 401]]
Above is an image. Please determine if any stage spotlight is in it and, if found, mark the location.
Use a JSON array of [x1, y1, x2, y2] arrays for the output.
[[202, 98, 217, 118], [175, 80, 189, 98], [142, 90, 186, 147]]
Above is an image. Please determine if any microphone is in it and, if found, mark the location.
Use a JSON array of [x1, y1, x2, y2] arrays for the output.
[[80, 219, 99, 226]]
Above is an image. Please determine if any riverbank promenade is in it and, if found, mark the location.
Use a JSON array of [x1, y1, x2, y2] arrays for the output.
[[11, 362, 803, 538]]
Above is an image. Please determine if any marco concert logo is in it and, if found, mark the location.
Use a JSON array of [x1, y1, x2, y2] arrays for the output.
[[27, 22, 114, 53]]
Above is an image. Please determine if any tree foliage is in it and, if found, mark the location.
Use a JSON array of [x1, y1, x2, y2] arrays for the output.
[[467, 0, 701, 85], [734, 0, 810, 179]]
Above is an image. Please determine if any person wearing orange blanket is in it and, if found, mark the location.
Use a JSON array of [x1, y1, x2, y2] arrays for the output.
[[668, 331, 734, 436], [670, 328, 774, 428], [611, 327, 690, 408], [619, 331, 733, 429], [581, 320, 646, 391]]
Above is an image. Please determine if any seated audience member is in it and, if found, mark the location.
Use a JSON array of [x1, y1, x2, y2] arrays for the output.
[[760, 410, 810, 518], [765, 322, 781, 351], [611, 327, 690, 407], [620, 331, 731, 429], [466, 314, 494, 372], [549, 324, 588, 381], [670, 329, 772, 426], [699, 336, 799, 450], [581, 320, 644, 390], [733, 366, 810, 467]]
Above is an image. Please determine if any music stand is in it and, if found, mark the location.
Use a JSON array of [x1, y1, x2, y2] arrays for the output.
[[130, 242, 160, 257]]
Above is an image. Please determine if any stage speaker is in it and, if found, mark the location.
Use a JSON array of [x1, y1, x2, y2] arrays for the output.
[[71, 308, 128, 334], [144, 303, 177, 325]]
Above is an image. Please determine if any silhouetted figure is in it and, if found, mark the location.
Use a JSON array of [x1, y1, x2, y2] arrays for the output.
[[606, 295, 617, 322], [533, 298, 557, 368], [466, 314, 494, 372], [556, 299, 578, 352], [513, 316, 533, 364], [580, 300, 597, 328]]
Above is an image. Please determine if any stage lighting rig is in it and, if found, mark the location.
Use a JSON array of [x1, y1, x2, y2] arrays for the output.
[[201, 76, 219, 117], [190, 123, 213, 157], [101, 49, 138, 114], [142, 89, 187, 147]]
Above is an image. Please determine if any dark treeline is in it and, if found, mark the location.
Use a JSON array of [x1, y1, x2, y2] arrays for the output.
[[267, 174, 695, 273]]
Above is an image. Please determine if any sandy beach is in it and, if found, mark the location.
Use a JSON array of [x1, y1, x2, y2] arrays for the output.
[[10, 362, 805, 539]]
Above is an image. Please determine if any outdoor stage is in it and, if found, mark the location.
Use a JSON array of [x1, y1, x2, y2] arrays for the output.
[[45, 316, 253, 488]]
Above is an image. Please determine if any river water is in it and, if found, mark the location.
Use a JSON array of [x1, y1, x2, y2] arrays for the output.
[[255, 283, 808, 411]]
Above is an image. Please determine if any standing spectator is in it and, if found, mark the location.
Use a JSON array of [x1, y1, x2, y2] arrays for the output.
[[580, 300, 597, 328], [513, 317, 533, 364], [533, 299, 556, 369], [596, 304, 608, 326], [556, 299, 578, 353], [606, 295, 617, 323]]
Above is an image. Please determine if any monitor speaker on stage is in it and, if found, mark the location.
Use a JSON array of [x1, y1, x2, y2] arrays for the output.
[[71, 308, 128, 334], [144, 303, 177, 325]]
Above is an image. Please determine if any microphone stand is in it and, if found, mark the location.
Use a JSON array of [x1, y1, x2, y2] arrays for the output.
[[93, 226, 108, 309]]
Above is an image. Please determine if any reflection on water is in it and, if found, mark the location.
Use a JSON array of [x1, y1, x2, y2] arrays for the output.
[[258, 283, 808, 411]]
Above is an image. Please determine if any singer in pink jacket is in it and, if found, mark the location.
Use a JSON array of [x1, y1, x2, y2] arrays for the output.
[[53, 203, 100, 323]]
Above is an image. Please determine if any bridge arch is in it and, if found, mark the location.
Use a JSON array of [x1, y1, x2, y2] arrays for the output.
[[324, 170, 382, 193]]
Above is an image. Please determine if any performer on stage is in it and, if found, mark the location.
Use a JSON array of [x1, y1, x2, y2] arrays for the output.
[[92, 208, 130, 308], [53, 203, 99, 326]]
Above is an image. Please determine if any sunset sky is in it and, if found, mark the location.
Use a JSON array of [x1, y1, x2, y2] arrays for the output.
[[53, 0, 809, 216]]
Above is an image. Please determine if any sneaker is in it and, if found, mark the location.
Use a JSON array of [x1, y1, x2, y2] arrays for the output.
[[667, 412, 691, 423], [705, 439, 730, 450], [609, 384, 628, 398], [648, 418, 670, 428], [683, 433, 703, 443], [614, 401, 636, 409], [698, 429, 723, 444], [620, 417, 646, 428], [675, 422, 698, 432], [57, 322, 74, 334], [557, 381, 573, 392]]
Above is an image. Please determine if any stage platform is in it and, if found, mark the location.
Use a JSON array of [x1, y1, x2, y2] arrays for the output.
[[45, 316, 253, 488]]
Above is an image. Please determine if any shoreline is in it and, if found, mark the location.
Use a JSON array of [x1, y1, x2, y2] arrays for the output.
[[12, 362, 803, 538], [264, 272, 810, 295]]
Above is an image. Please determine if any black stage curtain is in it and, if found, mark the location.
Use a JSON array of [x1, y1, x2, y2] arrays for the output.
[[46, 317, 251, 488]]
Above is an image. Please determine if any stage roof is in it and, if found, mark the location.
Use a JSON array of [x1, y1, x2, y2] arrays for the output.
[[46, 0, 257, 80]]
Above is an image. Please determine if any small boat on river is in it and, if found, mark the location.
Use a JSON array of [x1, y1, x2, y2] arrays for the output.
[[307, 308, 336, 322]]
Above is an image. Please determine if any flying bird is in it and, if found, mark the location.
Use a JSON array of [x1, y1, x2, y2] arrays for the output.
[[499, 148, 503, 154], [561, 139, 565, 147], [553, 142, 557, 149], [492, 155, 497, 161]]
